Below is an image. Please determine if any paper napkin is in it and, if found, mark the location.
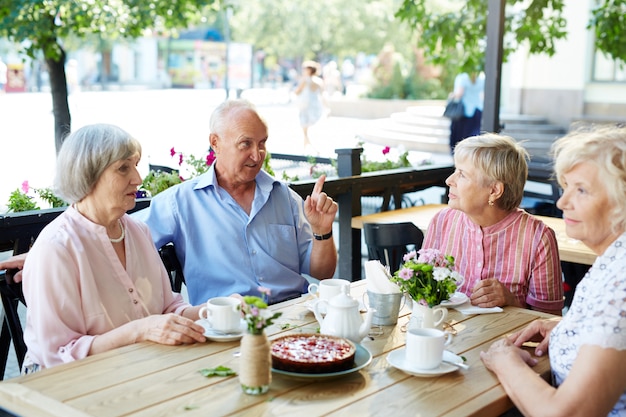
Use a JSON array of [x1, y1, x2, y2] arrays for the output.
[[364, 260, 401, 294], [454, 302, 503, 315]]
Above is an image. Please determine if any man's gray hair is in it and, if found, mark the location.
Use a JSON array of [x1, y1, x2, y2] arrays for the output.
[[209, 99, 265, 136]]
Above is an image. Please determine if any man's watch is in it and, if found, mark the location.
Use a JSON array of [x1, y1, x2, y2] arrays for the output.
[[313, 231, 333, 240]]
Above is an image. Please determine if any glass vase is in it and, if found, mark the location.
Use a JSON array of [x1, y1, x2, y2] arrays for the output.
[[408, 300, 448, 330], [239, 331, 271, 395]]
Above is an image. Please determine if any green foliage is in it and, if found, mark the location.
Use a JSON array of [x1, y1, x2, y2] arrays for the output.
[[0, 0, 217, 151], [589, 0, 626, 62], [230, 0, 418, 66], [263, 152, 275, 177], [395, 0, 569, 73], [6, 189, 39, 213], [199, 366, 236, 377], [5, 186, 68, 213], [36, 187, 67, 208], [404, 66, 447, 100], [361, 151, 412, 172], [141, 170, 183, 197]]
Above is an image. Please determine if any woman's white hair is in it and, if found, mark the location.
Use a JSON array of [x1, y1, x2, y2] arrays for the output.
[[54, 124, 141, 204], [552, 124, 626, 234]]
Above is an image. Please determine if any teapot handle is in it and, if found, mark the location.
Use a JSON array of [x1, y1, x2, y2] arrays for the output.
[[312, 299, 328, 326]]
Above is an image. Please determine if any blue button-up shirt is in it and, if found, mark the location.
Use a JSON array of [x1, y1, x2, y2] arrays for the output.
[[133, 166, 313, 305]]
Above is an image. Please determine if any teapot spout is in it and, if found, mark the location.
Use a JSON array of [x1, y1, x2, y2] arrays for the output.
[[359, 308, 376, 339], [312, 299, 327, 328]]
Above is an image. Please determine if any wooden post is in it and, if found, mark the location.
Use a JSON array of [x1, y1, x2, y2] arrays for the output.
[[335, 148, 363, 281], [483, 0, 505, 134]]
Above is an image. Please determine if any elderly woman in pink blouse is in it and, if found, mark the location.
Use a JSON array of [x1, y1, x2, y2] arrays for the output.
[[21, 124, 206, 372], [423, 133, 564, 315]]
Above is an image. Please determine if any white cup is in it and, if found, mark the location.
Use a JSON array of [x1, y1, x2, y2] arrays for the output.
[[405, 328, 453, 370], [307, 279, 350, 301], [198, 297, 241, 333]]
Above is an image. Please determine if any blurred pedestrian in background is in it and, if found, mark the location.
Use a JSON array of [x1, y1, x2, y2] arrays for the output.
[[294, 60, 325, 152], [449, 70, 485, 153]]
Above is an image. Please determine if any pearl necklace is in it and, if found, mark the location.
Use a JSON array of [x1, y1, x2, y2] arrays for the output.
[[109, 219, 125, 243]]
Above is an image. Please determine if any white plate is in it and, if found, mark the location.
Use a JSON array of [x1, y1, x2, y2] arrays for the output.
[[387, 348, 464, 377], [440, 292, 469, 307], [195, 319, 247, 342], [271, 344, 372, 380]]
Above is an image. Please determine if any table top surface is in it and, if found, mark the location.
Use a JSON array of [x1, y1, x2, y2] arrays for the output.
[[352, 204, 597, 266], [0, 281, 555, 417]]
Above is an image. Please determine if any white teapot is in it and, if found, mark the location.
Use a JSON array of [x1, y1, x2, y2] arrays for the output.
[[312, 285, 375, 343]]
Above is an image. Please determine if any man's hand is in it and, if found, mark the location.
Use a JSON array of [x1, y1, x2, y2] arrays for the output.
[[304, 175, 338, 235]]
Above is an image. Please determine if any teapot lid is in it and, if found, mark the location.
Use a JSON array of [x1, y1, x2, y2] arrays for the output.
[[328, 285, 358, 308]]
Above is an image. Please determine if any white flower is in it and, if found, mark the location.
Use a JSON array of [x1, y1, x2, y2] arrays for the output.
[[432, 267, 450, 282], [451, 271, 464, 285]]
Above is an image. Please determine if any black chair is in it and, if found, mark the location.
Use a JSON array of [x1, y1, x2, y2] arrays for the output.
[[159, 244, 185, 293], [363, 222, 425, 275], [148, 163, 177, 174], [0, 207, 64, 379]]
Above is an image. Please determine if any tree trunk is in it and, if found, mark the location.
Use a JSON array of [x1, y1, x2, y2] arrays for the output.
[[45, 48, 71, 154]]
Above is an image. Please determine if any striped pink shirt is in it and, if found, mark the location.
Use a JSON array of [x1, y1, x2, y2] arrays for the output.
[[423, 208, 563, 311]]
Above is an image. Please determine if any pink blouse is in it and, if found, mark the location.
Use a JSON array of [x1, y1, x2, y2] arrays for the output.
[[423, 207, 563, 311], [22, 206, 189, 368]]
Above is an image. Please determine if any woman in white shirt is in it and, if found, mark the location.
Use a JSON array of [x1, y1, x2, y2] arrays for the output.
[[481, 125, 626, 416]]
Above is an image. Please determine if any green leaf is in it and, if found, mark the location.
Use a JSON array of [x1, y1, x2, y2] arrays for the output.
[[199, 366, 236, 377]]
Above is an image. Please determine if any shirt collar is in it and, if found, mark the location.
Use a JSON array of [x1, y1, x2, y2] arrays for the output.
[[193, 164, 280, 192]]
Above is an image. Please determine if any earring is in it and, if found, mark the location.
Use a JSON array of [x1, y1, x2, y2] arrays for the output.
[[488, 199, 494, 207]]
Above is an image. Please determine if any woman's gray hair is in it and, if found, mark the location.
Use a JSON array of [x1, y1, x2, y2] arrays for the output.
[[209, 99, 267, 136], [552, 124, 626, 234], [54, 124, 142, 204], [454, 133, 529, 211]]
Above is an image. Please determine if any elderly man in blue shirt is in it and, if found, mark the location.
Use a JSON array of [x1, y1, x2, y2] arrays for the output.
[[135, 99, 338, 305]]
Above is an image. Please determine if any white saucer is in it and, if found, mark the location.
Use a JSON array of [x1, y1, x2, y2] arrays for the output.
[[387, 348, 464, 377], [440, 292, 469, 307], [195, 319, 246, 342]]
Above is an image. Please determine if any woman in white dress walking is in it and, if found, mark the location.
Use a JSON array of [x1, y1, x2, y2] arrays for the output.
[[294, 60, 324, 151]]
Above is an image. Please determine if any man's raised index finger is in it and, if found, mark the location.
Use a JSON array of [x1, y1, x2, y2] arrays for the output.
[[312, 174, 326, 195]]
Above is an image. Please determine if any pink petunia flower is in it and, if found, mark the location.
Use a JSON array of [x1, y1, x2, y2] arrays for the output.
[[170, 147, 176, 157], [21, 181, 29, 194], [258, 286, 271, 297], [382, 146, 390, 155], [178, 153, 183, 166], [206, 150, 216, 166]]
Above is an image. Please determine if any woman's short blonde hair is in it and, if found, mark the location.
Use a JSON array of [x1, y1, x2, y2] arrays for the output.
[[54, 124, 141, 204], [454, 133, 529, 211], [552, 124, 626, 234]]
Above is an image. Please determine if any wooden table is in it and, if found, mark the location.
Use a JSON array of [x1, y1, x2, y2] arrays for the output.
[[0, 281, 555, 417], [352, 204, 597, 266]]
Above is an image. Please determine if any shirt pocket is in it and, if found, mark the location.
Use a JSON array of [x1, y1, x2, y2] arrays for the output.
[[266, 224, 300, 266]]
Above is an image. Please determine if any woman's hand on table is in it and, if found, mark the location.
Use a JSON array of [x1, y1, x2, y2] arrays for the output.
[[139, 313, 206, 345], [470, 278, 518, 308], [507, 319, 559, 357], [480, 338, 538, 372]]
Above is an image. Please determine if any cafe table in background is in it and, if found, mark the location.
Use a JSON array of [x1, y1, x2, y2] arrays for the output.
[[0, 281, 556, 417], [351, 203, 597, 266]]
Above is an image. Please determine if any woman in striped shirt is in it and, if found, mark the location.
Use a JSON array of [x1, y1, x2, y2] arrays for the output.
[[423, 133, 564, 315]]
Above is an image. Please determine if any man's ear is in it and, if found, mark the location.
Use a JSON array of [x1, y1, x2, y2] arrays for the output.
[[209, 133, 219, 152]]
